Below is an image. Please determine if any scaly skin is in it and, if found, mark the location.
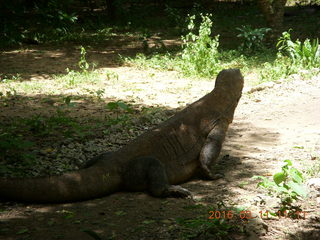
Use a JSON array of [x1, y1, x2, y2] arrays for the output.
[[0, 69, 244, 203]]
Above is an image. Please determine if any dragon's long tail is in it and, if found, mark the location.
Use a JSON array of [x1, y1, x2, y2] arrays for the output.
[[0, 164, 121, 203]]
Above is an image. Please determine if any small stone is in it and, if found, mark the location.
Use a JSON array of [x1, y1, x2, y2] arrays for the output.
[[307, 178, 320, 192], [68, 143, 75, 148], [252, 195, 266, 206]]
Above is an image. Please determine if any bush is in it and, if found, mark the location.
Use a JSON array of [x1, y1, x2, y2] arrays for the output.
[[236, 25, 271, 52], [277, 30, 320, 68], [0, 0, 78, 45], [180, 14, 220, 77], [253, 160, 308, 213]]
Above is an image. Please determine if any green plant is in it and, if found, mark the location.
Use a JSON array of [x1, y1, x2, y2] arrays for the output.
[[105, 114, 131, 128], [84, 88, 106, 100], [106, 101, 133, 114], [259, 55, 297, 83], [0, 132, 35, 165], [63, 68, 78, 86], [58, 69, 101, 87], [180, 14, 220, 77], [0, 74, 21, 82], [105, 70, 119, 80], [305, 153, 320, 177], [58, 47, 101, 87], [62, 95, 75, 107], [277, 30, 320, 68], [36, 0, 77, 37], [175, 216, 233, 239], [123, 14, 222, 77], [94, 89, 105, 100], [122, 52, 177, 71], [105, 101, 134, 128], [0, 0, 78, 46], [23, 111, 85, 138], [253, 160, 308, 211], [236, 25, 271, 52], [78, 46, 90, 72]]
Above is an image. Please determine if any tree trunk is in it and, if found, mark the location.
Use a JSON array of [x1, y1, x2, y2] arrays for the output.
[[257, 0, 287, 41]]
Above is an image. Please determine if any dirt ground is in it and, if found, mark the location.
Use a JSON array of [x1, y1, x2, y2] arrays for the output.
[[0, 43, 319, 240]]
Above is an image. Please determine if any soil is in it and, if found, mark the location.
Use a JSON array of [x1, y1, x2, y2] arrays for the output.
[[0, 43, 319, 240]]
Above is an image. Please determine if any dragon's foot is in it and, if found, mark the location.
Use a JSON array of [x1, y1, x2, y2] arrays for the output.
[[208, 173, 224, 180], [201, 167, 224, 180], [167, 185, 193, 199]]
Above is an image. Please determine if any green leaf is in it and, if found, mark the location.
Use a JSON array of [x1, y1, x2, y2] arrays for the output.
[[293, 146, 304, 149], [117, 101, 132, 113], [276, 185, 289, 194], [273, 172, 286, 185], [142, 220, 155, 224], [16, 228, 29, 235], [287, 181, 308, 198], [284, 159, 292, 166], [289, 168, 304, 184], [116, 101, 127, 109], [61, 210, 74, 219], [106, 102, 118, 110], [115, 210, 126, 216], [269, 211, 277, 216]]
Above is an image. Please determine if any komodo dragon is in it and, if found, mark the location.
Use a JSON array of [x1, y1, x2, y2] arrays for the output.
[[0, 69, 244, 203]]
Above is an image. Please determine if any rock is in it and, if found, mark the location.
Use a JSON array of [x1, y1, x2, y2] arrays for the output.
[[244, 81, 276, 94], [307, 178, 320, 194], [252, 195, 266, 206], [68, 143, 75, 149], [252, 195, 280, 208]]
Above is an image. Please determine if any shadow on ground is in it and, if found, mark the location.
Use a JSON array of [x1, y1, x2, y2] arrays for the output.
[[0, 91, 285, 239], [0, 36, 181, 82]]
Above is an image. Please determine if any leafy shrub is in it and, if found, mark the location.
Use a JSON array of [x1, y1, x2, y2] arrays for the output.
[[253, 160, 308, 211], [105, 101, 134, 128], [35, 0, 78, 37], [123, 14, 220, 78], [58, 47, 101, 87], [258, 29, 320, 83], [277, 30, 320, 68], [106, 101, 133, 113], [0, 0, 78, 45], [259, 55, 297, 83], [236, 25, 271, 52], [24, 112, 84, 138], [78, 46, 90, 72], [180, 14, 220, 77]]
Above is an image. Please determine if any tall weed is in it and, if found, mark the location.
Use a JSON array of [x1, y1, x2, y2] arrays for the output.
[[180, 14, 220, 77], [123, 14, 221, 78], [277, 31, 320, 68]]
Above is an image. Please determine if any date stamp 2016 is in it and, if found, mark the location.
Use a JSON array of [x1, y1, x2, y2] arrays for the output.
[[208, 210, 307, 220]]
